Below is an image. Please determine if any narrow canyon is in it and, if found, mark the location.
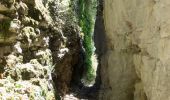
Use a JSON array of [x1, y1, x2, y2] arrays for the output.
[[0, 0, 170, 100]]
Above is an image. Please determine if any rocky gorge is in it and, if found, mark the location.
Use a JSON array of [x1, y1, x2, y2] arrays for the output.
[[1, 0, 170, 100]]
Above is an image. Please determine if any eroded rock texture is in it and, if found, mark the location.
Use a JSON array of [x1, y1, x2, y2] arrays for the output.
[[100, 0, 170, 100], [0, 0, 80, 99], [0, 0, 56, 99]]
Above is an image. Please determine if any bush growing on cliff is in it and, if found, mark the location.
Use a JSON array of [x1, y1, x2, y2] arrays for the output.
[[78, 0, 98, 86]]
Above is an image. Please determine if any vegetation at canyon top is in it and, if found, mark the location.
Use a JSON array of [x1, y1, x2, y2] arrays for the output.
[[78, 0, 98, 85]]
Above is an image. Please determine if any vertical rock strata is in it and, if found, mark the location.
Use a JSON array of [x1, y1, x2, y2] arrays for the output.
[[101, 0, 170, 100]]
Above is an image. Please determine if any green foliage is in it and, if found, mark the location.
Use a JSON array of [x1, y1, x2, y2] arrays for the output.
[[15, 84, 22, 88], [0, 19, 11, 36], [78, 0, 97, 82], [0, 20, 10, 31]]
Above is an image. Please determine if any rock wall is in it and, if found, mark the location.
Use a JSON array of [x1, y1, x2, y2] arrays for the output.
[[0, 0, 56, 99], [0, 0, 81, 99], [100, 0, 170, 100]]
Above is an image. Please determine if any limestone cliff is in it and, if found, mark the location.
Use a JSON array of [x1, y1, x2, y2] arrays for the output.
[[100, 0, 170, 100], [0, 0, 81, 99]]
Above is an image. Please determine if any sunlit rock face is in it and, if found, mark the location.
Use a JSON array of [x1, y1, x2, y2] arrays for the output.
[[100, 0, 170, 100], [0, 0, 56, 99], [0, 0, 81, 99]]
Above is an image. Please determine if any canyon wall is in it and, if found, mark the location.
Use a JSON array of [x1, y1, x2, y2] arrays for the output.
[[0, 0, 81, 99], [100, 0, 170, 100]]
